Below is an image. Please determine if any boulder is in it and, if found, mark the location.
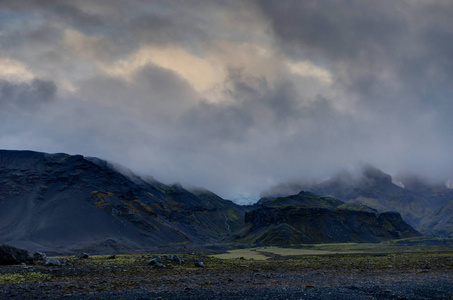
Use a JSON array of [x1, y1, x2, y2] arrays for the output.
[[148, 257, 165, 268], [75, 252, 89, 259], [0, 244, 33, 265], [33, 252, 47, 262], [45, 258, 61, 266], [172, 255, 182, 264], [148, 256, 162, 264], [194, 261, 206, 268]]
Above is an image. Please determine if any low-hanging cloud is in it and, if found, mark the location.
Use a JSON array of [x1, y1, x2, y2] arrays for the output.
[[0, 0, 452, 202], [0, 79, 56, 111]]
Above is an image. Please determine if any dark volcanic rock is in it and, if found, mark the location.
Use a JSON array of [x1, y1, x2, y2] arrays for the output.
[[148, 257, 163, 266], [148, 257, 165, 268], [0, 244, 33, 265], [0, 150, 246, 253], [45, 258, 61, 266], [171, 255, 182, 264], [195, 261, 206, 267], [33, 252, 47, 261], [76, 252, 90, 259]]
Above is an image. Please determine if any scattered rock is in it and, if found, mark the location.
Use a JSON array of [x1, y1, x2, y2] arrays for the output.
[[148, 256, 162, 263], [0, 244, 34, 265], [21, 262, 30, 269], [172, 255, 182, 264], [148, 257, 165, 268], [33, 252, 47, 262], [45, 258, 61, 266], [75, 252, 89, 259], [195, 262, 206, 268]]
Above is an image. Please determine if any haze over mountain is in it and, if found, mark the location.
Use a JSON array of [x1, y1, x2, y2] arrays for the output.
[[0, 150, 420, 253], [1, 1, 453, 201], [233, 191, 420, 246], [0, 150, 245, 253], [263, 165, 453, 237]]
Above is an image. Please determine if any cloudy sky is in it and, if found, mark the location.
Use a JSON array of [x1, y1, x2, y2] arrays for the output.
[[1, 0, 452, 201]]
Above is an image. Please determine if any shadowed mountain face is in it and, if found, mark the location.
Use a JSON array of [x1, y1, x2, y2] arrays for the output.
[[0, 150, 424, 252], [232, 191, 420, 245], [0, 150, 245, 253], [267, 166, 453, 237]]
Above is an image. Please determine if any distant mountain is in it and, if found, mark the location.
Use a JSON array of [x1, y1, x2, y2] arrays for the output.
[[421, 200, 453, 238], [0, 150, 245, 253], [268, 165, 453, 237], [232, 191, 419, 245]]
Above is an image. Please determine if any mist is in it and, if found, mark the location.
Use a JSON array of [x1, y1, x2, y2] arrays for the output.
[[1, 0, 452, 202]]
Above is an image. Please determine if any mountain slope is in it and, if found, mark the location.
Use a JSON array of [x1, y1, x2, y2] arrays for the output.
[[0, 150, 244, 253], [296, 166, 453, 237], [232, 191, 420, 245], [421, 199, 453, 237]]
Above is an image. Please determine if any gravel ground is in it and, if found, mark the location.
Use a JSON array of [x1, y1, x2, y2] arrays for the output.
[[1, 252, 452, 299]]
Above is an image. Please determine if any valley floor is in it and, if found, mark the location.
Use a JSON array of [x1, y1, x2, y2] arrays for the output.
[[0, 250, 452, 299]]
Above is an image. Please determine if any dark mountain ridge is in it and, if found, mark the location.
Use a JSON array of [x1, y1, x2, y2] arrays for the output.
[[264, 165, 453, 237], [0, 150, 245, 253], [0, 150, 422, 253], [233, 191, 419, 245]]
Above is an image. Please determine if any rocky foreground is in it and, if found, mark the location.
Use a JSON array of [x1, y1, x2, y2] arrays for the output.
[[1, 250, 452, 299]]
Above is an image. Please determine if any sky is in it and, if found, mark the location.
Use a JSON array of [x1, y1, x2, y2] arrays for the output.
[[1, 0, 453, 202]]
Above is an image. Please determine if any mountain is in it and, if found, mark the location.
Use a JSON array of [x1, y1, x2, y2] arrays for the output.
[[232, 191, 420, 245], [0, 150, 245, 253], [275, 165, 453, 237], [0, 150, 425, 252], [421, 200, 453, 238]]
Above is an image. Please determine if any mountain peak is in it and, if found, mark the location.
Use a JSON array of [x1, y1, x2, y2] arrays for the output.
[[0, 150, 245, 253]]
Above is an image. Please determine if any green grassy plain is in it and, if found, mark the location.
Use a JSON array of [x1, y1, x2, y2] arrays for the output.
[[212, 237, 453, 260]]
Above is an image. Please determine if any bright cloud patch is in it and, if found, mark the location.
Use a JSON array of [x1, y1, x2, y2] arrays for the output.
[[100, 45, 223, 94], [287, 61, 333, 84], [0, 57, 35, 83]]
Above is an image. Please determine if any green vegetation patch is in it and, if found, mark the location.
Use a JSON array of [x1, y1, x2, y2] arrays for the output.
[[91, 191, 115, 210], [212, 249, 270, 260], [213, 238, 453, 260], [0, 272, 51, 284], [211, 246, 356, 260]]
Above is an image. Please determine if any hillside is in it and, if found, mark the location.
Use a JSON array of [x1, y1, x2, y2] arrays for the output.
[[0, 150, 245, 253], [269, 166, 453, 237], [0, 150, 425, 252], [232, 191, 420, 245]]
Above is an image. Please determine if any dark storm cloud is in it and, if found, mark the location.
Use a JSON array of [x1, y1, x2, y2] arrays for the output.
[[255, 0, 453, 171], [78, 64, 199, 120], [257, 0, 453, 102], [0, 79, 56, 111], [1, 0, 453, 200], [257, 0, 405, 62], [0, 0, 103, 32]]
